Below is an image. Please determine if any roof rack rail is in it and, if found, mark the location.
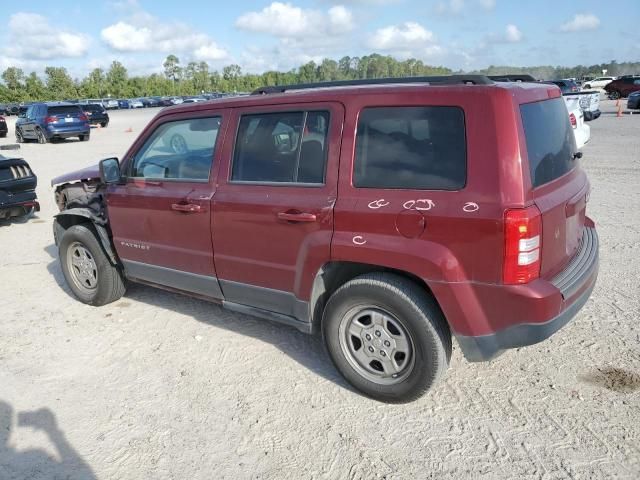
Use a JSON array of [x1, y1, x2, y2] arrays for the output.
[[488, 74, 537, 82], [251, 75, 494, 95]]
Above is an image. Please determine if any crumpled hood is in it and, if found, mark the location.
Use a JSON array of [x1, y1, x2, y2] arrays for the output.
[[51, 164, 100, 186]]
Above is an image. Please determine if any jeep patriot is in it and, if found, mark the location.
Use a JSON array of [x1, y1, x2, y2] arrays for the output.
[[51, 75, 599, 402]]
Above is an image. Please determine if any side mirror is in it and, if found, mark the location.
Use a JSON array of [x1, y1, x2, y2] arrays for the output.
[[99, 157, 121, 184]]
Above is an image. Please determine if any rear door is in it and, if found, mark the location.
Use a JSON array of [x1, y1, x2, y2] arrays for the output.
[[21, 105, 37, 139], [520, 96, 588, 278], [212, 103, 343, 317], [107, 111, 228, 298]]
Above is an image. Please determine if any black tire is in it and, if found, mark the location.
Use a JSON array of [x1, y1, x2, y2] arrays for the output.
[[584, 84, 591, 89], [609, 90, 621, 100], [36, 128, 47, 144], [15, 129, 24, 143], [0, 132, 6, 138], [59, 224, 125, 306], [100, 122, 108, 128], [79, 134, 89, 142], [323, 273, 451, 403]]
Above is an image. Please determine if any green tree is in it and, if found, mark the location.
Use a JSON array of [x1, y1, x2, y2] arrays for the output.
[[2, 67, 25, 91], [25, 72, 46, 101], [106, 61, 128, 97], [44, 67, 77, 100]]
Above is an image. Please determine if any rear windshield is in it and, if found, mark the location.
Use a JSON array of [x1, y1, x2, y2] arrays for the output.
[[49, 106, 82, 116], [520, 97, 577, 188]]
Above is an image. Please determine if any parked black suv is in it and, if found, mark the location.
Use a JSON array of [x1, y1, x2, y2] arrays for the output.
[[81, 103, 109, 128]]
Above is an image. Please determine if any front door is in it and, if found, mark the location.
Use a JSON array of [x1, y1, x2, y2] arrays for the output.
[[107, 112, 228, 298], [213, 103, 344, 319]]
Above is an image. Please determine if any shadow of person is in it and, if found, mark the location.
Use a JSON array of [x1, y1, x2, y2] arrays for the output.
[[0, 400, 96, 480]]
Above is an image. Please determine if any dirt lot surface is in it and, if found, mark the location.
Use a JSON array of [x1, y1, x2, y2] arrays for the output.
[[1, 100, 639, 479]]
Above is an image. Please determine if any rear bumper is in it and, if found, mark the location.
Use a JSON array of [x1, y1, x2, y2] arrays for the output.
[[583, 110, 601, 121], [452, 226, 599, 362], [46, 125, 90, 138], [0, 189, 40, 219]]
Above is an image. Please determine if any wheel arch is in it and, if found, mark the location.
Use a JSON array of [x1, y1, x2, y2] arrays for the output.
[[309, 261, 448, 334], [54, 209, 119, 266]]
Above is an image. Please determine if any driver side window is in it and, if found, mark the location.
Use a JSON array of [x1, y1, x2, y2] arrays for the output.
[[130, 116, 221, 181]]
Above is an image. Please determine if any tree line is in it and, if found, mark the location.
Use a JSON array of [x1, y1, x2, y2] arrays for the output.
[[1, 54, 639, 104]]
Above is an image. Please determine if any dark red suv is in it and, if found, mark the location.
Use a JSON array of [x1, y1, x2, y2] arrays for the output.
[[51, 75, 598, 402], [604, 75, 640, 99]]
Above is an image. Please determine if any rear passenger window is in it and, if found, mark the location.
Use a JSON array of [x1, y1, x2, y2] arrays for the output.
[[354, 107, 466, 190], [232, 111, 329, 184]]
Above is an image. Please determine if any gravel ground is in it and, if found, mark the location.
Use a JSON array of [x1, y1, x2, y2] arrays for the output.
[[1, 100, 638, 480]]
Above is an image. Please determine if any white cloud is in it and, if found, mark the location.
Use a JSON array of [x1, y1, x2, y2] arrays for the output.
[[559, 13, 600, 33], [101, 12, 227, 61], [504, 24, 522, 43], [4, 13, 90, 60], [235, 2, 354, 38], [368, 22, 435, 50]]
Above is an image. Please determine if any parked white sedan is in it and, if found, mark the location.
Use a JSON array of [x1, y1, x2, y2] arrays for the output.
[[583, 77, 615, 89]]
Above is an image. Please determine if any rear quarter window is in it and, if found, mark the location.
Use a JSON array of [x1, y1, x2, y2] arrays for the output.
[[353, 106, 466, 190], [520, 97, 577, 188]]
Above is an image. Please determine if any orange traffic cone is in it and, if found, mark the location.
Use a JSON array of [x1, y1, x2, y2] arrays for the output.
[[617, 103, 622, 117]]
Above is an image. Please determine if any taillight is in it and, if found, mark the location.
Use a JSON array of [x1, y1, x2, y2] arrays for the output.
[[503, 206, 542, 284], [79, 114, 88, 122], [569, 112, 577, 128], [45, 116, 57, 124]]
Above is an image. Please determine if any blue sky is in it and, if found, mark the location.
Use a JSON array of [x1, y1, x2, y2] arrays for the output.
[[0, 0, 638, 78]]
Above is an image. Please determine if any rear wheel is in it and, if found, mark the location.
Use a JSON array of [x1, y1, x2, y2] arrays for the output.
[[79, 134, 89, 142], [0, 132, 6, 138], [100, 121, 108, 128], [323, 273, 451, 403], [59, 224, 125, 306], [15, 129, 24, 143], [609, 90, 621, 100], [36, 128, 47, 144]]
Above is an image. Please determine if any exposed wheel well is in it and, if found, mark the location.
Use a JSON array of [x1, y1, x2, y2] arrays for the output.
[[310, 261, 448, 334]]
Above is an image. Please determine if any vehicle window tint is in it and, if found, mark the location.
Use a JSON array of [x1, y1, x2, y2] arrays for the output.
[[83, 104, 102, 112], [520, 97, 577, 188], [49, 106, 82, 116], [232, 111, 329, 184], [354, 106, 466, 190], [130, 117, 221, 181]]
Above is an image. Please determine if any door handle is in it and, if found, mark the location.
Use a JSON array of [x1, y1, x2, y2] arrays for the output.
[[171, 203, 204, 213], [277, 211, 317, 223]]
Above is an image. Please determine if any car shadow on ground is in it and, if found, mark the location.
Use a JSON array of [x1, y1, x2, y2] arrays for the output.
[[0, 399, 97, 480], [43, 244, 351, 392]]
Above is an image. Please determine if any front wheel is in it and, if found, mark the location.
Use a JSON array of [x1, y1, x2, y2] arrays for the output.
[[79, 134, 89, 142], [609, 90, 621, 100], [323, 273, 451, 403], [15, 129, 24, 143], [59, 224, 125, 306]]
